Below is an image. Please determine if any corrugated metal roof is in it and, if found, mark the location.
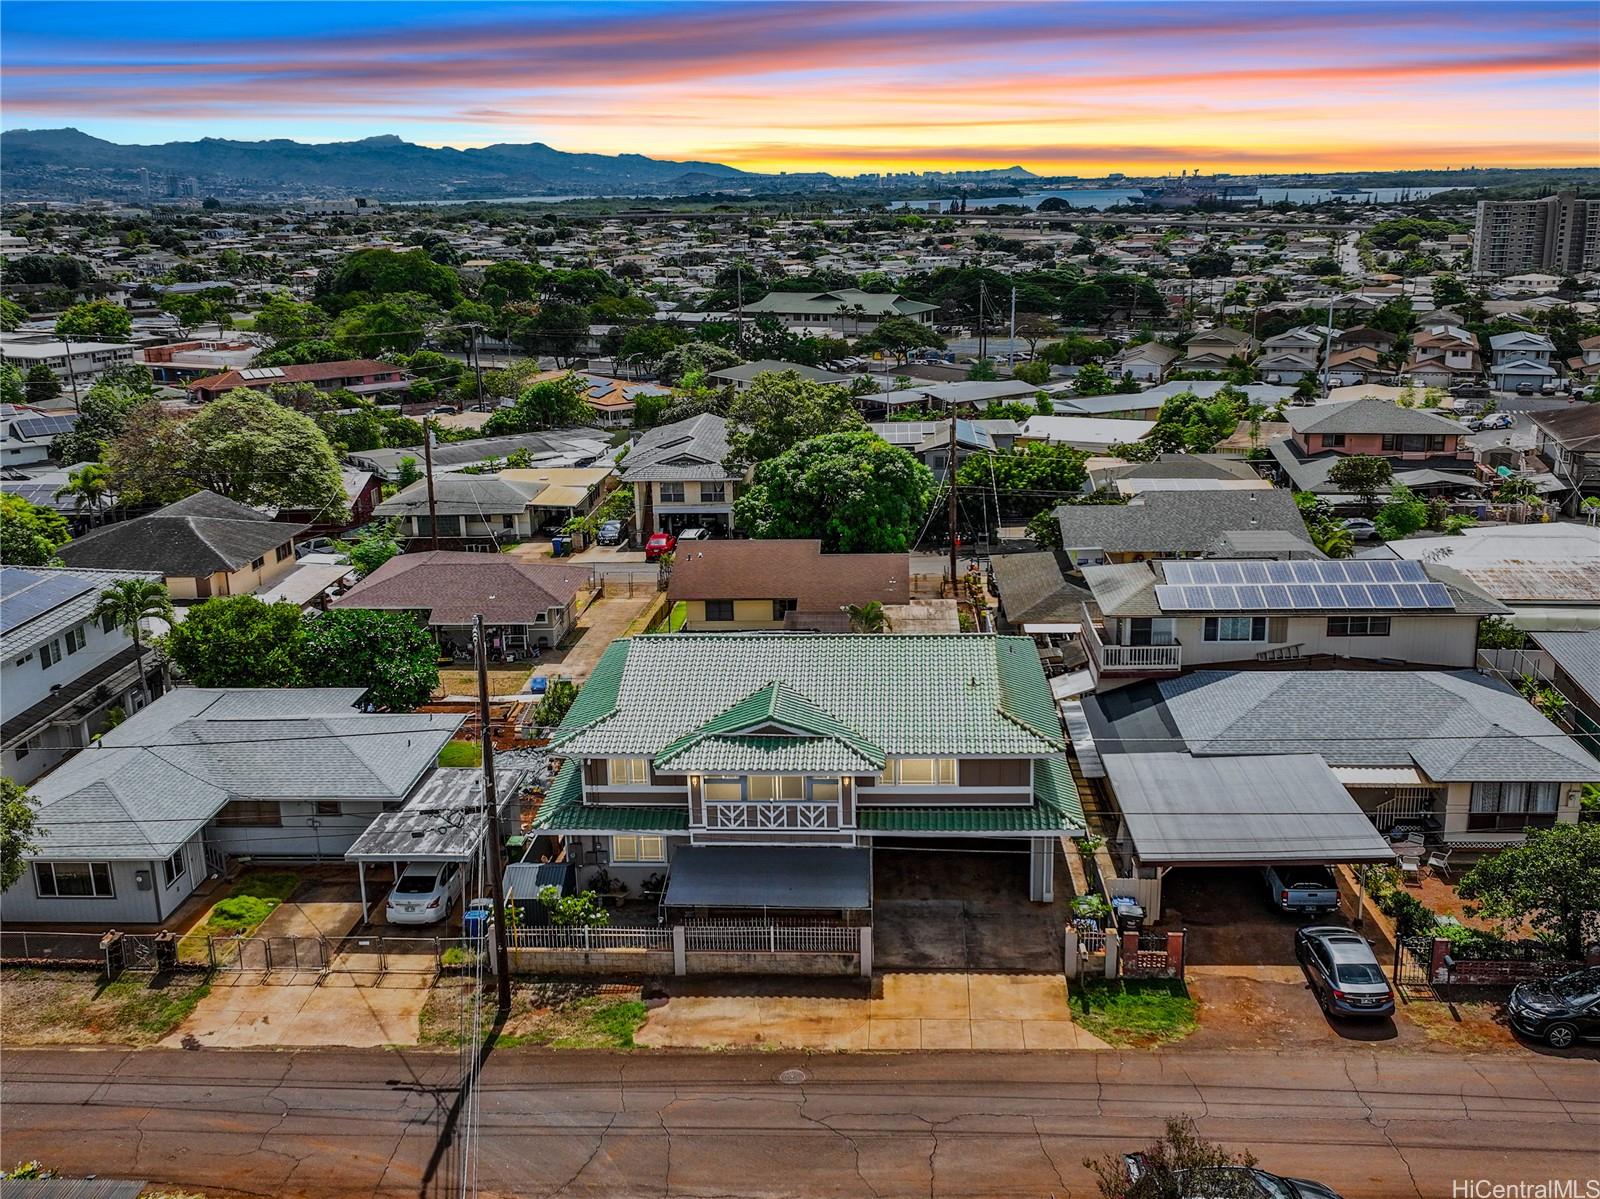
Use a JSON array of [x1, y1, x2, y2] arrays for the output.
[[663, 846, 871, 909]]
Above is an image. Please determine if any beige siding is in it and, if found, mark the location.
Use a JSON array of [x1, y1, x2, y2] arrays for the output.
[[683, 598, 782, 631], [1175, 615, 1480, 669], [1441, 780, 1583, 844]]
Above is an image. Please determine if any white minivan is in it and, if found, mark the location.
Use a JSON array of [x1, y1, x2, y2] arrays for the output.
[[386, 862, 464, 925]]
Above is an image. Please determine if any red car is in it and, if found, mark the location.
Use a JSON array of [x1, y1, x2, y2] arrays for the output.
[[644, 531, 677, 561]]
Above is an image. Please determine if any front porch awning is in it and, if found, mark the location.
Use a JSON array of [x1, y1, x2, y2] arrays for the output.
[[1332, 765, 1429, 787], [1104, 752, 1397, 867], [664, 846, 872, 910]]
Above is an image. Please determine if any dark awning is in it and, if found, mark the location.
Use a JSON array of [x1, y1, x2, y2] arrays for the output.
[[664, 846, 872, 910], [1105, 753, 1398, 866]]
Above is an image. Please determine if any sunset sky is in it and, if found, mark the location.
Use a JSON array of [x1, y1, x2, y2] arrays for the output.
[[2, 1, 1596, 175]]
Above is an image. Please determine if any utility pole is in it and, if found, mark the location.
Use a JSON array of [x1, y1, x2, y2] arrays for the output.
[[60, 334, 81, 407], [474, 613, 513, 1016], [422, 418, 440, 551], [947, 406, 959, 588], [1009, 286, 1016, 365], [470, 324, 485, 411], [976, 279, 987, 363]]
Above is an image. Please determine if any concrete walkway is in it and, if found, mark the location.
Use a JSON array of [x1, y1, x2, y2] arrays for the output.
[[636, 972, 1110, 1050]]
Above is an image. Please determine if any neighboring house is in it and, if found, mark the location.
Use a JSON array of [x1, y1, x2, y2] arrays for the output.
[[516, 370, 675, 429], [874, 379, 1039, 414], [1331, 325, 1397, 355], [1404, 326, 1481, 388], [57, 491, 305, 602], [278, 466, 381, 538], [1054, 487, 1306, 569], [346, 428, 611, 483], [666, 540, 910, 630], [0, 688, 463, 925], [1487, 332, 1559, 391], [1179, 326, 1255, 371], [331, 550, 592, 652], [1566, 334, 1600, 382], [1088, 453, 1271, 497], [0, 405, 78, 468], [621, 413, 741, 536], [1108, 342, 1179, 383], [707, 359, 851, 392], [738, 288, 937, 332], [1257, 328, 1325, 384], [374, 468, 613, 549], [1, 565, 165, 785], [1077, 556, 1506, 684], [1324, 347, 1385, 388], [533, 634, 1082, 908], [187, 359, 408, 404], [0, 333, 137, 394], [867, 418, 1019, 480], [139, 340, 260, 385], [1267, 399, 1477, 496], [1387, 524, 1600, 626], [1531, 405, 1600, 500], [991, 551, 1094, 629], [1526, 630, 1600, 752], [1083, 669, 1597, 855], [1020, 415, 1157, 455]]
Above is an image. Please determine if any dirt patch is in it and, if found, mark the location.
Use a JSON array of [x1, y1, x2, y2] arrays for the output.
[[1, 968, 211, 1046], [437, 665, 532, 698], [1403, 995, 1522, 1052], [422, 977, 646, 1049]]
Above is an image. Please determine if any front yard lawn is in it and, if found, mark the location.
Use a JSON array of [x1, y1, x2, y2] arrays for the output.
[[421, 978, 646, 1049], [1, 968, 211, 1046], [1070, 978, 1198, 1048], [203, 871, 300, 936], [437, 740, 483, 768]]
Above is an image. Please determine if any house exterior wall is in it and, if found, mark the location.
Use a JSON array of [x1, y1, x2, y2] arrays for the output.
[[1168, 614, 1481, 669], [208, 799, 394, 860], [1440, 781, 1583, 847], [0, 831, 205, 926], [681, 598, 787, 631], [1293, 431, 1469, 460], [3, 611, 134, 716]]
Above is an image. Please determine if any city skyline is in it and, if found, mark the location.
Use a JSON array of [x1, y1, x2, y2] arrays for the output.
[[2, 0, 1597, 176]]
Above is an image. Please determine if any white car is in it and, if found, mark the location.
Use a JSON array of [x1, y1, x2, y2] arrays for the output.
[[676, 526, 713, 543], [386, 862, 464, 925]]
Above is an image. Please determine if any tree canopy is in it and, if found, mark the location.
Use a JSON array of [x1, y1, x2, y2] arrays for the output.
[[55, 299, 132, 342], [300, 608, 439, 711], [165, 596, 307, 689], [0, 493, 70, 565], [956, 442, 1089, 517], [1327, 455, 1394, 511], [1458, 823, 1600, 959], [724, 370, 863, 467], [733, 430, 933, 553], [854, 315, 945, 364], [1, 778, 38, 893], [483, 373, 594, 435], [316, 247, 462, 313]]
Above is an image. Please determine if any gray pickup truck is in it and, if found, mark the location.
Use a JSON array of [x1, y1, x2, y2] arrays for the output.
[[1262, 864, 1340, 915]]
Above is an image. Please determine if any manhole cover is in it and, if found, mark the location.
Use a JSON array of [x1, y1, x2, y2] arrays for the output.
[[777, 1068, 808, 1085]]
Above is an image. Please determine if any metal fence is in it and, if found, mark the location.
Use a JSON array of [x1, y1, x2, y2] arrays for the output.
[[684, 921, 860, 954], [510, 925, 673, 951], [0, 930, 105, 966]]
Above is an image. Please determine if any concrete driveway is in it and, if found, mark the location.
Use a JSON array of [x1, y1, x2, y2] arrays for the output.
[[636, 972, 1109, 1050], [528, 593, 654, 685]]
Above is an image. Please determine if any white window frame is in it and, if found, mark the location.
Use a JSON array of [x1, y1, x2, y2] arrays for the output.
[[611, 835, 666, 864], [879, 758, 958, 786], [1203, 616, 1268, 643], [1327, 615, 1392, 638], [605, 758, 650, 785], [162, 848, 187, 888], [748, 775, 804, 802], [34, 860, 115, 898]]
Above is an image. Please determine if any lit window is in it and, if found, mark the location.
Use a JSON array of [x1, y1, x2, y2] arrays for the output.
[[809, 779, 841, 804], [881, 759, 957, 786], [606, 759, 650, 785], [611, 835, 666, 863], [748, 776, 804, 801], [703, 777, 743, 802]]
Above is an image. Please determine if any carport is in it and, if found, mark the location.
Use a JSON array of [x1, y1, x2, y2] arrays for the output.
[[1102, 752, 1397, 916], [345, 770, 493, 923]]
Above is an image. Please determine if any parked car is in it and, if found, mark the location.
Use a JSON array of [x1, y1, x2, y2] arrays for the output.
[[1295, 926, 1394, 1018], [1539, 382, 1557, 396], [644, 531, 676, 561], [675, 526, 712, 544], [1507, 967, 1600, 1049], [1263, 864, 1339, 915], [1338, 517, 1377, 540], [428, 405, 457, 416], [386, 862, 464, 925], [1515, 382, 1536, 395], [1124, 1154, 1344, 1198], [596, 519, 628, 546], [295, 536, 339, 558]]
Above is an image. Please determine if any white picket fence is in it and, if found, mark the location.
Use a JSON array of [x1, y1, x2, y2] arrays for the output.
[[510, 926, 673, 951], [685, 921, 861, 954]]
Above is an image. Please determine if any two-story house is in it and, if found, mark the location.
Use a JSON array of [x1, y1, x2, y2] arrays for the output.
[[1405, 326, 1482, 388], [868, 418, 1020, 480], [1179, 326, 1255, 372], [1488, 331, 1558, 391], [1256, 328, 1325, 384], [533, 634, 1082, 908], [57, 491, 306, 602], [2, 566, 167, 785], [1108, 342, 1179, 383], [1531, 405, 1600, 503], [1267, 399, 1477, 496], [621, 414, 741, 537], [1076, 555, 1507, 687]]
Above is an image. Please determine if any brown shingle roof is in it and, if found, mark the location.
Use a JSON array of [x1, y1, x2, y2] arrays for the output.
[[667, 540, 910, 609], [188, 359, 402, 393], [330, 551, 590, 625]]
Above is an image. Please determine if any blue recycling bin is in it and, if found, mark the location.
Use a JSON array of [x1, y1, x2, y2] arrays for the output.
[[463, 899, 494, 940]]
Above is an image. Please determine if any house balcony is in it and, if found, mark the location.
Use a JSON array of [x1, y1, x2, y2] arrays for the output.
[[1081, 606, 1182, 681], [692, 799, 857, 847]]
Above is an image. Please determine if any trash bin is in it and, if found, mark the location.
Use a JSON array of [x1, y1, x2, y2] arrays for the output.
[[551, 536, 567, 558], [463, 899, 495, 940]]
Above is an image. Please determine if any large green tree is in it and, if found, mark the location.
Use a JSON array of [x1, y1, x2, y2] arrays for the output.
[[1327, 455, 1394, 513], [317, 247, 462, 313], [108, 389, 346, 515], [254, 293, 330, 346], [1458, 823, 1600, 959], [724, 370, 863, 467], [855, 316, 945, 365], [483, 373, 594, 434], [50, 376, 147, 465], [0, 493, 70, 565], [55, 300, 132, 342], [164, 596, 306, 688], [300, 609, 439, 711], [1, 778, 39, 893], [957, 443, 1088, 517], [734, 430, 933, 553]]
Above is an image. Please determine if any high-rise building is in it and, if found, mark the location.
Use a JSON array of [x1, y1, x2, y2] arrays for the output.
[[1472, 191, 1600, 277]]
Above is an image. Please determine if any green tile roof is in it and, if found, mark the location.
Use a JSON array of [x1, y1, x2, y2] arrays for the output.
[[534, 760, 689, 833], [550, 633, 1063, 761], [858, 756, 1083, 834], [654, 681, 885, 774]]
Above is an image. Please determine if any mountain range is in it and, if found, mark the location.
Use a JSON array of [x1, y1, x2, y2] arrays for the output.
[[0, 128, 765, 198]]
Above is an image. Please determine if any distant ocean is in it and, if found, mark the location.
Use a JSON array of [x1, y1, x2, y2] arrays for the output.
[[889, 187, 1454, 212]]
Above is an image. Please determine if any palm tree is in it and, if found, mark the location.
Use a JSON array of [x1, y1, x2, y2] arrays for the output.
[[53, 462, 113, 526], [1309, 521, 1355, 560], [844, 601, 893, 634], [90, 579, 173, 703]]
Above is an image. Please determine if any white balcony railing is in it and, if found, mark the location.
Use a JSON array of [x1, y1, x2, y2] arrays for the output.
[[701, 801, 844, 832], [1081, 606, 1183, 675]]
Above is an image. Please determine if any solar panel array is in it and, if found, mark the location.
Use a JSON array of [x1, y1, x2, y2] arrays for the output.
[[238, 367, 286, 381], [1155, 558, 1453, 612], [0, 566, 96, 635], [10, 414, 77, 439]]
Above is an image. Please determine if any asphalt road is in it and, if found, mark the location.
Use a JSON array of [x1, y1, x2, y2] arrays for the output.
[[4, 1047, 1597, 1198]]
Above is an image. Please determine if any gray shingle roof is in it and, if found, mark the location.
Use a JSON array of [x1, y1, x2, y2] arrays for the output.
[[374, 474, 544, 517], [1088, 669, 1596, 782], [0, 565, 163, 657], [57, 491, 306, 576], [24, 689, 465, 861], [991, 552, 1093, 625], [620, 413, 739, 483], [1287, 399, 1467, 436], [1531, 630, 1600, 702], [1057, 488, 1305, 555]]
